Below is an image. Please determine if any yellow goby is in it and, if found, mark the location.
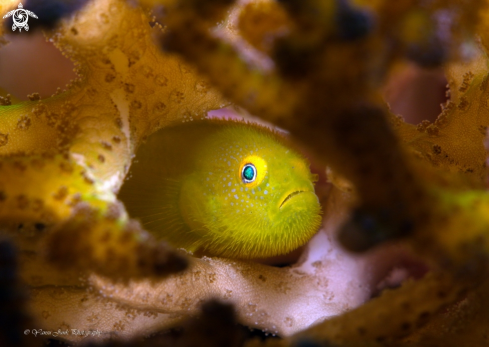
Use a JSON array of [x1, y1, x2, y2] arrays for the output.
[[118, 119, 322, 259]]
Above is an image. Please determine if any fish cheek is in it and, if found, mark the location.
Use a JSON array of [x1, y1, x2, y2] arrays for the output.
[[178, 173, 214, 233]]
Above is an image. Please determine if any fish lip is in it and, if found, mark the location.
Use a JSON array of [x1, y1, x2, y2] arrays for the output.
[[279, 190, 305, 209]]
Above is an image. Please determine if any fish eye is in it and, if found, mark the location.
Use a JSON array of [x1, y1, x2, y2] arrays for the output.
[[239, 155, 266, 188], [242, 164, 256, 183]]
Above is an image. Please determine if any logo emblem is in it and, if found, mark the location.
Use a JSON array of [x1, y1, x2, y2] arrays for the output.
[[3, 3, 38, 32]]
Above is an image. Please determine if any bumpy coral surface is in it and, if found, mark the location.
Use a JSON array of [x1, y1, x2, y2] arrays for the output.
[[3, 0, 489, 346]]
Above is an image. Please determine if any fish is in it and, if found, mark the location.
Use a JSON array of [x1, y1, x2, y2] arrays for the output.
[[118, 118, 322, 259]]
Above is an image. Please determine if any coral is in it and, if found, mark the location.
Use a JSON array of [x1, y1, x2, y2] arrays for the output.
[[0, 0, 231, 279], [3, 0, 489, 346], [145, 0, 489, 345]]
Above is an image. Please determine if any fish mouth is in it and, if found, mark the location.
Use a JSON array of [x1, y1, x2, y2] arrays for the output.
[[279, 190, 305, 209]]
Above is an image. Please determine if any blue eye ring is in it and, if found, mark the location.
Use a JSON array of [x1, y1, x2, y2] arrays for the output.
[[241, 163, 256, 183]]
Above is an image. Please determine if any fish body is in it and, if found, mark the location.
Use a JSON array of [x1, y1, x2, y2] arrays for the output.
[[119, 119, 321, 259]]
